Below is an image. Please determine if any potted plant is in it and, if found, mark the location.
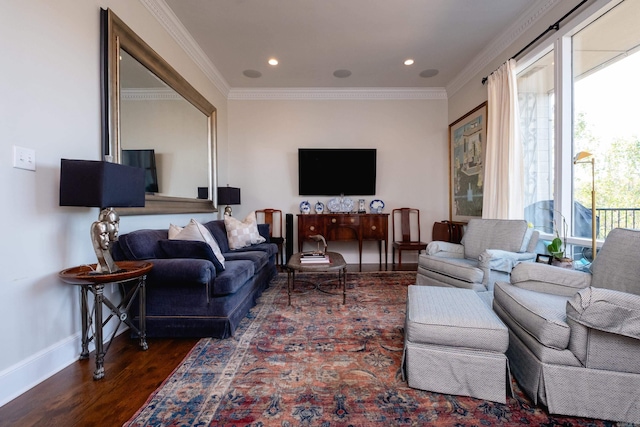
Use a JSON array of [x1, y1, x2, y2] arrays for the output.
[[547, 212, 573, 269]]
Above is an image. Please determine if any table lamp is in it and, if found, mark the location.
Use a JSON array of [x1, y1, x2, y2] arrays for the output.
[[573, 151, 596, 261], [60, 159, 145, 274], [217, 186, 241, 216]]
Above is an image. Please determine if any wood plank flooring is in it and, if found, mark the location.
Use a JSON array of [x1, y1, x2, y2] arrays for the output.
[[0, 263, 416, 426]]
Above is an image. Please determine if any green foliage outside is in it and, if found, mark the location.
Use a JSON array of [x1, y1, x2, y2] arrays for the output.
[[574, 112, 640, 237]]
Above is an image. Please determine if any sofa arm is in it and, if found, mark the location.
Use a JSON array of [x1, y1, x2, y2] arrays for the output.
[[479, 249, 536, 274], [509, 262, 591, 297], [567, 286, 640, 340], [425, 241, 464, 258]]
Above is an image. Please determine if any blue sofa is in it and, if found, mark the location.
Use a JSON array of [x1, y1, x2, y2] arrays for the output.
[[111, 220, 278, 338]]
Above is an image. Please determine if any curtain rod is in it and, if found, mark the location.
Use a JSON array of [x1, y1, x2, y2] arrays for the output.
[[481, 0, 590, 85]]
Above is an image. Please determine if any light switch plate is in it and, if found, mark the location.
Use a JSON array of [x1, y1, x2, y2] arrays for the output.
[[13, 146, 36, 171]]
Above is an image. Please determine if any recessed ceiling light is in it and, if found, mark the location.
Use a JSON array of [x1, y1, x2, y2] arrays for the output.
[[419, 69, 439, 78], [268, 58, 278, 66], [243, 69, 262, 78], [333, 69, 352, 78], [404, 59, 415, 66]]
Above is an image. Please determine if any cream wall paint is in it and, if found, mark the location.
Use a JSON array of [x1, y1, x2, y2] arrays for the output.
[[227, 99, 449, 264], [0, 0, 227, 406]]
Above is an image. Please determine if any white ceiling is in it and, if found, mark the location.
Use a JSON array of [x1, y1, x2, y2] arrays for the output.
[[161, 0, 536, 90]]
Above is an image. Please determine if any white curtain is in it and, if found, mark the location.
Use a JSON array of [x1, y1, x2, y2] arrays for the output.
[[482, 59, 524, 219]]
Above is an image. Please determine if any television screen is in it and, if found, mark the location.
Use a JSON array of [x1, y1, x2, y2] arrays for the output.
[[121, 149, 159, 193], [298, 148, 377, 196]]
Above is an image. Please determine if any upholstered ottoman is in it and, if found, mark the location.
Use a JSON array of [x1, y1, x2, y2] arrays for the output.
[[403, 286, 510, 403]]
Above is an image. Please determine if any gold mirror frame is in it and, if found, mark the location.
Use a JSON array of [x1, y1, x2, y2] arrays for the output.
[[101, 8, 217, 215]]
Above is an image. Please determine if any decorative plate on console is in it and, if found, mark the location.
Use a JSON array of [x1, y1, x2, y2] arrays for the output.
[[370, 199, 385, 213], [299, 200, 311, 214], [327, 197, 354, 213]]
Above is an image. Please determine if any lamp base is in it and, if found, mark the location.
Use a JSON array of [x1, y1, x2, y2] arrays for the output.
[[91, 208, 121, 274], [224, 205, 233, 216]]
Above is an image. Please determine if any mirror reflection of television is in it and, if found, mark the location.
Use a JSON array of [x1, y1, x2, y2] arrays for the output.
[[298, 148, 377, 196], [121, 149, 159, 193]]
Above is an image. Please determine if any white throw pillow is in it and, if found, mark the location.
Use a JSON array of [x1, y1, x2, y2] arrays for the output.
[[224, 211, 266, 250], [169, 219, 225, 268]]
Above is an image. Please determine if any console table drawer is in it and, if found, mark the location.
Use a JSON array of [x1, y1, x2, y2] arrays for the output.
[[362, 215, 388, 239], [327, 215, 360, 226]]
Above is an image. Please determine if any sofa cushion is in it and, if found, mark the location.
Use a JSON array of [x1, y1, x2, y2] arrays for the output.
[[211, 259, 255, 296], [159, 240, 224, 273], [169, 219, 225, 268], [224, 211, 266, 250], [117, 229, 168, 260], [204, 220, 231, 253], [494, 282, 571, 350], [462, 219, 528, 260], [223, 250, 269, 272]]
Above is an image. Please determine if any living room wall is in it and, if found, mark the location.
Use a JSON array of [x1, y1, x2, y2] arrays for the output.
[[227, 97, 449, 264], [0, 0, 228, 406]]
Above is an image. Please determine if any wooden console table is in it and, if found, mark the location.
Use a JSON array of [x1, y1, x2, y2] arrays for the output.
[[297, 213, 389, 271]]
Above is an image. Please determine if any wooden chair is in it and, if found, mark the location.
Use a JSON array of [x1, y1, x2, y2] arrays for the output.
[[255, 209, 285, 265], [392, 208, 427, 267]]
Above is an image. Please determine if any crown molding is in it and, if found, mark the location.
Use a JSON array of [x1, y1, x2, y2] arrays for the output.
[[139, 0, 231, 97], [228, 87, 448, 101], [446, 0, 562, 96], [141, 0, 561, 101]]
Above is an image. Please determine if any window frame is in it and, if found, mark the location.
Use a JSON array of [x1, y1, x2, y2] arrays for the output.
[[516, 0, 625, 251]]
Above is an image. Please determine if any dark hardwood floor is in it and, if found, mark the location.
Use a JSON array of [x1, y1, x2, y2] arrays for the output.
[[0, 263, 416, 427]]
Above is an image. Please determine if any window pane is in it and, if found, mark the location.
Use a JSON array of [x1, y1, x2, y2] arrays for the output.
[[519, 51, 555, 236], [573, 0, 640, 243]]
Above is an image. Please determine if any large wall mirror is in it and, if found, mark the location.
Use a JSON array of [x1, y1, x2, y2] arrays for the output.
[[101, 8, 217, 214]]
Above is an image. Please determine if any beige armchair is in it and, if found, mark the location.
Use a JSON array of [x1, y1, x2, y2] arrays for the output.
[[416, 219, 539, 298], [493, 228, 640, 423]]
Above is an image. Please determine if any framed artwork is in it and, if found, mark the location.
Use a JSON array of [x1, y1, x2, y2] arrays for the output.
[[449, 102, 488, 222]]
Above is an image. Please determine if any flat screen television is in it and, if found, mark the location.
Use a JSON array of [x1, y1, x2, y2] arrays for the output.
[[121, 149, 159, 193], [298, 148, 377, 196]]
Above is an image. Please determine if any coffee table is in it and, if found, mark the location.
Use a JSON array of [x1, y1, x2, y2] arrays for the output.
[[286, 251, 347, 305]]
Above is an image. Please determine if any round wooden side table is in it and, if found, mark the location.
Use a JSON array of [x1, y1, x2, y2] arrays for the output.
[[59, 260, 153, 380]]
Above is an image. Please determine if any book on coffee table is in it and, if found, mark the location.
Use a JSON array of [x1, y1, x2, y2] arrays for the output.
[[300, 255, 330, 263]]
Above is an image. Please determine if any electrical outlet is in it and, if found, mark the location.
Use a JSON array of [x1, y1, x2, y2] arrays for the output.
[[13, 146, 36, 171]]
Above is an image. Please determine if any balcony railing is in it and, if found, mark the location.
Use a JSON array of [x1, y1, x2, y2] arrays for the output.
[[596, 208, 640, 238]]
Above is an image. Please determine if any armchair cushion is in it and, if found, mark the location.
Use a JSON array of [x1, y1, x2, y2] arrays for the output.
[[590, 228, 640, 296], [419, 256, 484, 284], [567, 287, 640, 340], [494, 282, 571, 350], [462, 219, 529, 260], [509, 262, 592, 297], [479, 249, 537, 274], [426, 241, 465, 258]]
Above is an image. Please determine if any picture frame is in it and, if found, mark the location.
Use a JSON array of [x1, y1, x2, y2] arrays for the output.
[[449, 102, 488, 222], [536, 254, 553, 265]]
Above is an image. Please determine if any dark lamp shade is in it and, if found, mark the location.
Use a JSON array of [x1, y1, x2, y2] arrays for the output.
[[217, 186, 241, 205], [59, 159, 146, 208]]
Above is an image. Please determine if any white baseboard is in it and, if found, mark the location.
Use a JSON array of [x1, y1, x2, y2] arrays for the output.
[[0, 326, 128, 408]]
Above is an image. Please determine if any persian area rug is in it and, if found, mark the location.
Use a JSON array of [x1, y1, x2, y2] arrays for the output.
[[125, 271, 615, 427]]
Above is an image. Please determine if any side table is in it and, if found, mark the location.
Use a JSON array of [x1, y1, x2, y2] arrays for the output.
[[59, 260, 153, 380], [286, 252, 347, 305]]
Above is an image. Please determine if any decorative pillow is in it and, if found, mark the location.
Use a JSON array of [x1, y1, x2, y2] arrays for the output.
[[224, 211, 267, 250], [169, 219, 225, 269], [168, 223, 183, 239], [158, 239, 224, 272]]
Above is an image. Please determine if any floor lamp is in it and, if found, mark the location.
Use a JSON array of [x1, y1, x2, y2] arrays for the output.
[[573, 151, 596, 261]]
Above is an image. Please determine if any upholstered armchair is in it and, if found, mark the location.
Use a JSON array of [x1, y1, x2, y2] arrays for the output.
[[493, 228, 640, 423], [416, 219, 539, 297]]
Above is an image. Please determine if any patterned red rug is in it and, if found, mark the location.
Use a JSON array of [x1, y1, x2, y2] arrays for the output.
[[124, 271, 619, 426]]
